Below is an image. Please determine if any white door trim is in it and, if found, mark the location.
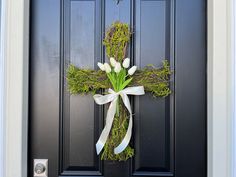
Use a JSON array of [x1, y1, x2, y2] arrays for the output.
[[234, 0, 236, 173], [207, 0, 235, 176], [1, 0, 29, 177], [1, 0, 234, 177]]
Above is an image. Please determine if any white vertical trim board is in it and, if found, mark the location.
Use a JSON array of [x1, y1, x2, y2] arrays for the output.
[[234, 0, 236, 176], [208, 0, 234, 177], [2, 0, 30, 177]]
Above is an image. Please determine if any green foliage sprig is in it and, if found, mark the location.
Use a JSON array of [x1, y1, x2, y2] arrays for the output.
[[67, 65, 109, 94], [103, 21, 131, 62], [67, 60, 171, 97], [132, 60, 171, 97]]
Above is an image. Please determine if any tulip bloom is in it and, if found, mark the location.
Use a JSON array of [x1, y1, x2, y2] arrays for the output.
[[110, 57, 117, 67], [114, 62, 122, 73], [97, 62, 105, 71], [122, 58, 130, 68], [128, 66, 137, 75], [104, 63, 112, 73]]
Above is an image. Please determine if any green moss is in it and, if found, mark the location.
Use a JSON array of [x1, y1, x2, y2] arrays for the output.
[[66, 21, 172, 161], [66, 65, 109, 94], [66, 61, 171, 161], [66, 60, 171, 97], [101, 102, 134, 161], [131, 60, 172, 97], [103, 21, 131, 62]]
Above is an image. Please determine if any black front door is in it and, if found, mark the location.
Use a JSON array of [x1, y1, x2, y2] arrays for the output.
[[29, 0, 207, 177]]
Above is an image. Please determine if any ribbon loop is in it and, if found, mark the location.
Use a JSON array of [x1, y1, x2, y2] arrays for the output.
[[93, 86, 145, 155]]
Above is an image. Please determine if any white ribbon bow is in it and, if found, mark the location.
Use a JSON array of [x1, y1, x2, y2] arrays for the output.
[[93, 86, 145, 155]]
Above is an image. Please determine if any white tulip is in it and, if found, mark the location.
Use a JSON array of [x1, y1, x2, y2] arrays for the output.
[[110, 57, 117, 67], [122, 58, 130, 68], [128, 66, 137, 75], [104, 63, 111, 73], [97, 62, 105, 71], [114, 62, 122, 73]]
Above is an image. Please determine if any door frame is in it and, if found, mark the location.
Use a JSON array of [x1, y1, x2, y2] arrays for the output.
[[207, 0, 235, 177], [0, 0, 235, 177]]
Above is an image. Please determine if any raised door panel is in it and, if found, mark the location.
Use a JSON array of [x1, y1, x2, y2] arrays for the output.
[[133, 0, 174, 176], [175, 0, 206, 177], [60, 0, 103, 176]]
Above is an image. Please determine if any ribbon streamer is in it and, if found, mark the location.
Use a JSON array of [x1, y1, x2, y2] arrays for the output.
[[93, 86, 145, 155]]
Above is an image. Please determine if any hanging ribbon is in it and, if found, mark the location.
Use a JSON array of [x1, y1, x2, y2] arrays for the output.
[[93, 86, 145, 155]]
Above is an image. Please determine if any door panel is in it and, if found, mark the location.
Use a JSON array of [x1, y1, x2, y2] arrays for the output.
[[29, 0, 206, 177], [175, 1, 206, 176], [29, 0, 61, 177], [133, 0, 173, 176], [61, 0, 102, 175]]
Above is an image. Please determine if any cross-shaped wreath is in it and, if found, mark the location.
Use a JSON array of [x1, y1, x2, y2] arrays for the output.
[[67, 21, 171, 161]]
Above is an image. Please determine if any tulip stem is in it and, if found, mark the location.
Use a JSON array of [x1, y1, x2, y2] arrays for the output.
[[116, 97, 119, 116]]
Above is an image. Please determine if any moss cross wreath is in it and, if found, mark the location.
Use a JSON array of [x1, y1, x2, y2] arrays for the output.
[[67, 21, 171, 161]]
